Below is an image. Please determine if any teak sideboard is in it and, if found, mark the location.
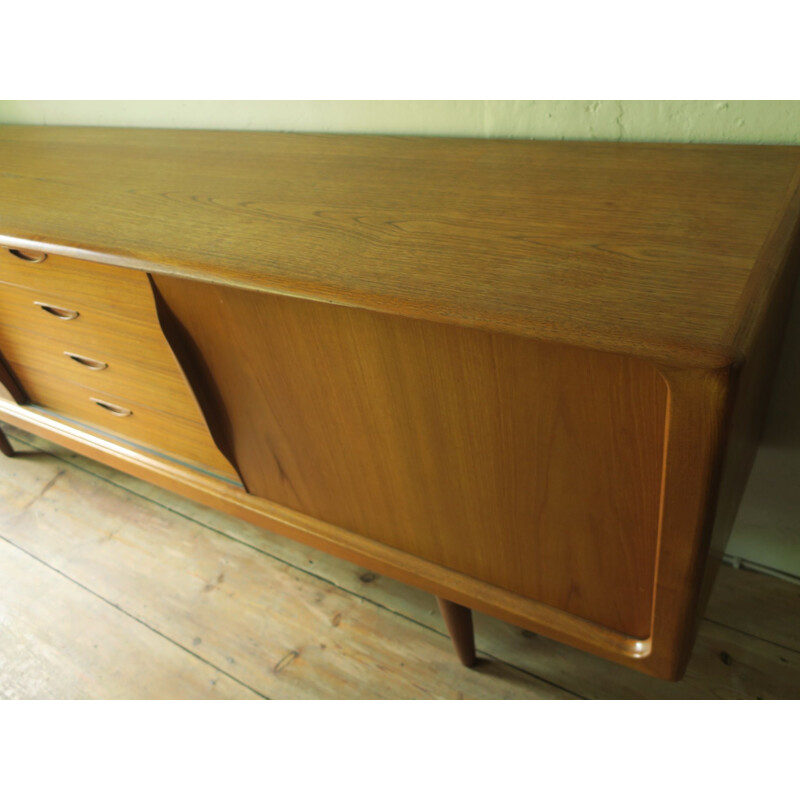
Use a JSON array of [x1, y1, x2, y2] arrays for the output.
[[0, 126, 798, 681]]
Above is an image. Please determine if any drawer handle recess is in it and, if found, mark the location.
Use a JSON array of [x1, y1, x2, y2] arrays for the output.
[[34, 302, 79, 320], [90, 398, 132, 417], [65, 352, 108, 371], [7, 247, 48, 263]]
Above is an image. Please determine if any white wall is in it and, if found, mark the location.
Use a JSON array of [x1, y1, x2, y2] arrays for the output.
[[2, 100, 799, 577]]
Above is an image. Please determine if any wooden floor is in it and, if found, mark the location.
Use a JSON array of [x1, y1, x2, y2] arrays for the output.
[[0, 423, 798, 700]]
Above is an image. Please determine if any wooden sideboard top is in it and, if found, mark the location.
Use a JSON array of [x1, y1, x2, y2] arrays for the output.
[[1, 125, 799, 368]]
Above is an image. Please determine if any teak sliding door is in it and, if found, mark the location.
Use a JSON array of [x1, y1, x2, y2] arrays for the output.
[[152, 276, 669, 641]]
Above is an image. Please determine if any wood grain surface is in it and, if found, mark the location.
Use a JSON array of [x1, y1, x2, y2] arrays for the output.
[[152, 276, 668, 640], [0, 255, 238, 480], [0, 328, 206, 420], [0, 427, 572, 699], [0, 535, 259, 700], [0, 395, 665, 669], [0, 246, 154, 318], [2, 127, 799, 682], [2, 127, 800, 367], [0, 273, 195, 381], [15, 368, 236, 476], [2, 423, 798, 700]]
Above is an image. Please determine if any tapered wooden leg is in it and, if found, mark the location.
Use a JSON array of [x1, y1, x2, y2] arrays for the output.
[[436, 597, 476, 667], [0, 427, 15, 458]]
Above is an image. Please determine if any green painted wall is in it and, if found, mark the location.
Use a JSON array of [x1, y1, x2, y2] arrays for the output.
[[2, 100, 799, 577], [2, 99, 800, 143]]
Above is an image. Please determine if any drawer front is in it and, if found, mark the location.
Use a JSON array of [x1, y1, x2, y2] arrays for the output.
[[0, 282, 181, 378], [0, 246, 154, 320], [3, 330, 201, 421], [19, 365, 237, 479], [0, 267, 237, 482]]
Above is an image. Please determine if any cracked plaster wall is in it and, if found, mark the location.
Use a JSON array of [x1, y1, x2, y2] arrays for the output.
[[1, 100, 799, 576]]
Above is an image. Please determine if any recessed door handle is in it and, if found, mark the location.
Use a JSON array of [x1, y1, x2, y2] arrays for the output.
[[65, 352, 108, 371], [90, 398, 132, 417], [34, 302, 79, 320], [7, 248, 47, 263]]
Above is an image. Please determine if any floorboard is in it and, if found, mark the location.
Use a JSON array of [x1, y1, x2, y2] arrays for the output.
[[0, 536, 259, 700], [0, 426, 572, 700], [1, 423, 798, 700]]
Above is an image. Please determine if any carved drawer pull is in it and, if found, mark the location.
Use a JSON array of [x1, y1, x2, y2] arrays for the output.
[[7, 247, 47, 263], [65, 352, 108, 371], [91, 398, 132, 417], [34, 301, 79, 320]]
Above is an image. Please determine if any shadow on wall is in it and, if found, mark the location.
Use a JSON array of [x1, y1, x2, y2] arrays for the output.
[[729, 273, 800, 574]]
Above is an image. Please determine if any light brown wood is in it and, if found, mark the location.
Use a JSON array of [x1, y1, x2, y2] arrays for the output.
[[2, 326, 213, 422], [0, 360, 752, 681], [2, 422, 799, 700], [0, 426, 572, 699], [150, 274, 793, 679], [0, 395, 669, 667], [0, 537, 259, 700], [0, 266, 239, 480], [9, 367, 236, 477], [40, 418, 794, 699], [0, 245, 155, 319], [2, 127, 800, 368], [0, 128, 799, 681], [0, 280, 194, 380], [152, 278, 668, 642]]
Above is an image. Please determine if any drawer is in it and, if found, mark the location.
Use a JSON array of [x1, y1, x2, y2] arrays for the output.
[[0, 246, 154, 320], [0, 282, 180, 378], [19, 366, 237, 480], [3, 329, 202, 421]]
